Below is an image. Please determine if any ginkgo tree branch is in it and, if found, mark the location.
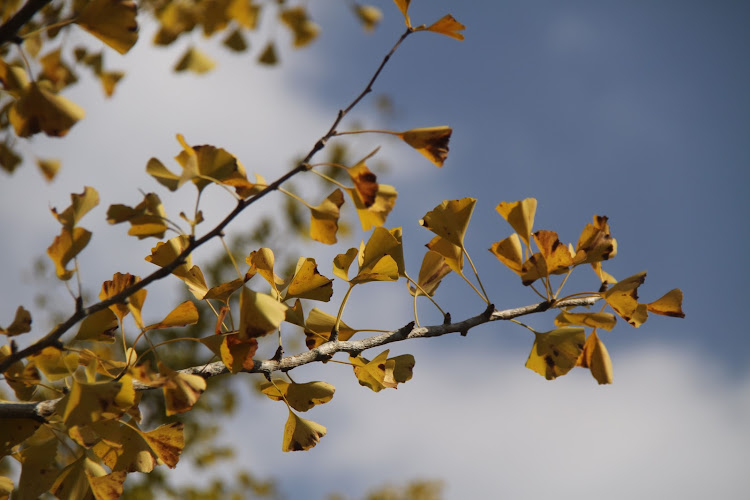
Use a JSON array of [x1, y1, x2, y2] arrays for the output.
[[0, 0, 53, 46], [0, 27, 414, 375], [0, 295, 600, 421]]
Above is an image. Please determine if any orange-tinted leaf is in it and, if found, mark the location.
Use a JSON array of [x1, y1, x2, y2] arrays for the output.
[[285, 257, 333, 302], [9, 81, 85, 137], [145, 300, 199, 330], [141, 422, 184, 468], [0, 306, 31, 336], [346, 183, 397, 231], [310, 189, 345, 244], [525, 327, 585, 380], [349, 350, 390, 392], [647, 289, 685, 318], [420, 197, 476, 247], [218, 335, 258, 373], [398, 126, 452, 167], [532, 230, 573, 274], [347, 149, 379, 207], [304, 308, 359, 349], [99, 272, 144, 322], [282, 410, 326, 452], [76, 0, 139, 55], [604, 271, 648, 327], [496, 198, 537, 247], [392, 0, 411, 27], [577, 330, 613, 384], [489, 233, 523, 275], [574, 215, 618, 265], [420, 14, 465, 40]]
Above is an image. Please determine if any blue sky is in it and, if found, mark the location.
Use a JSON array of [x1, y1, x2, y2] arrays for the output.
[[1, 1, 748, 498]]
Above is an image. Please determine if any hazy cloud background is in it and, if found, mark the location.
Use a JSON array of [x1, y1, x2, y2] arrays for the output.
[[1, 1, 748, 498]]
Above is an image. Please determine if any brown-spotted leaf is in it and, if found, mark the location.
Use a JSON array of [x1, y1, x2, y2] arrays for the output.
[[141, 421, 184, 468], [346, 183, 397, 231], [47, 226, 91, 280], [219, 335, 258, 374], [647, 289, 685, 318], [574, 215, 618, 265], [106, 192, 168, 239], [260, 379, 335, 412], [384, 354, 415, 387], [99, 272, 146, 323], [310, 188, 345, 244], [420, 197, 476, 248], [554, 311, 617, 331], [603, 271, 648, 327], [532, 229, 573, 275], [496, 198, 537, 248], [246, 248, 284, 295], [60, 376, 135, 427], [347, 149, 379, 207], [238, 287, 288, 339], [398, 126, 452, 167], [285, 257, 333, 302], [75, 308, 118, 343], [282, 410, 326, 452], [51, 186, 99, 229], [0, 418, 41, 457], [76, 0, 138, 54], [0, 306, 31, 336], [160, 363, 206, 416], [525, 327, 585, 380], [426, 235, 463, 273], [576, 330, 613, 385], [409, 250, 451, 297], [89, 419, 156, 473], [9, 81, 85, 137], [349, 350, 390, 392], [304, 308, 359, 349]]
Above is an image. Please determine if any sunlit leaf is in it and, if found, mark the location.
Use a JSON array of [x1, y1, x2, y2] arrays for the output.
[[532, 229, 573, 275], [51, 186, 99, 229], [228, 0, 260, 29], [260, 379, 335, 412], [647, 289, 685, 318], [420, 197, 476, 248], [146, 157, 180, 191], [310, 188, 345, 244], [304, 308, 359, 349], [351, 227, 401, 284], [409, 250, 451, 297], [603, 271, 648, 327], [145, 236, 208, 299], [145, 300, 199, 330], [576, 330, 613, 385], [285, 257, 333, 302], [106, 192, 168, 239], [141, 421, 184, 468], [76, 0, 139, 55], [349, 350, 390, 392], [98, 272, 146, 322], [36, 157, 60, 181], [28, 346, 78, 381], [246, 248, 284, 295], [0, 306, 31, 336], [9, 82, 85, 137], [218, 335, 258, 373], [398, 126, 452, 167], [392, 0, 411, 27], [489, 233, 524, 275], [346, 183, 397, 231], [333, 247, 358, 282], [496, 198, 537, 247], [383, 354, 415, 387], [525, 327, 585, 380], [574, 215, 618, 265], [282, 410, 326, 452], [60, 376, 135, 427], [238, 286, 287, 339], [426, 235, 463, 273], [75, 308, 118, 343]]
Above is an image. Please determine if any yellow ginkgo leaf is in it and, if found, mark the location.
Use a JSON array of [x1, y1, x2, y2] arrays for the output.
[[576, 330, 613, 385], [347, 148, 380, 207], [496, 198, 537, 248], [145, 300, 199, 330], [174, 137, 255, 195], [145, 236, 209, 299], [285, 257, 333, 302], [51, 186, 99, 229], [174, 46, 216, 74], [160, 363, 207, 416], [310, 189, 345, 244], [1, 142, 22, 173], [0, 476, 12, 498], [420, 197, 476, 248], [238, 287, 288, 339], [36, 157, 60, 181], [0, 306, 31, 336], [39, 48, 78, 90], [333, 247, 359, 282], [203, 278, 245, 303], [9, 81, 85, 137], [146, 157, 180, 191], [354, 4, 382, 32], [383, 354, 415, 387], [60, 376, 135, 427], [392, 0, 411, 27], [352, 227, 401, 284], [88, 420, 156, 473], [99, 70, 124, 97], [16, 438, 58, 498], [228, 0, 260, 29], [554, 311, 617, 331], [349, 350, 390, 392], [0, 345, 40, 401], [532, 230, 573, 275], [260, 379, 335, 412], [140, 421, 184, 468], [591, 261, 617, 285], [246, 248, 284, 295], [279, 6, 320, 48], [98, 272, 144, 321], [409, 250, 451, 297], [304, 308, 359, 349], [47, 226, 91, 280], [0, 418, 41, 457], [76, 0, 138, 55], [426, 235, 463, 273], [0, 58, 29, 97], [282, 410, 326, 452], [647, 289, 685, 318], [419, 14, 466, 41], [27, 346, 78, 381], [219, 335, 258, 373], [574, 215, 618, 265], [489, 233, 524, 275], [398, 126, 452, 167], [346, 183, 397, 231], [525, 327, 585, 380], [223, 28, 248, 52], [75, 308, 118, 343], [88, 470, 127, 500], [107, 192, 168, 240], [603, 271, 648, 327]]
